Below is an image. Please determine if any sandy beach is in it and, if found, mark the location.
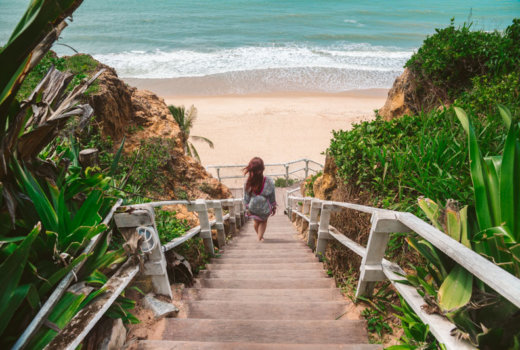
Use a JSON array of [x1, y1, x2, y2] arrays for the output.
[[125, 79, 387, 184]]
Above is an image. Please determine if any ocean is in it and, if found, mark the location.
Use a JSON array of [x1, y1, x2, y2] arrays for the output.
[[1, 0, 519, 94]]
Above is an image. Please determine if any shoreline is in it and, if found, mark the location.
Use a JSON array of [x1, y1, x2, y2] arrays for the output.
[[123, 78, 388, 187]]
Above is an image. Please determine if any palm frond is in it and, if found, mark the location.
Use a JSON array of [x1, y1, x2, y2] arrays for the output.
[[191, 135, 214, 148], [189, 142, 201, 162]]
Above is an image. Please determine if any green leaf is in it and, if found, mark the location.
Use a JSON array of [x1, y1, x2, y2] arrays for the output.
[[438, 265, 473, 313], [454, 107, 495, 230], [110, 136, 125, 176], [500, 121, 520, 242], [0, 223, 39, 336]]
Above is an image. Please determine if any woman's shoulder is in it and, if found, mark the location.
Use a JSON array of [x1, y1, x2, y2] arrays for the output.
[[265, 176, 275, 185]]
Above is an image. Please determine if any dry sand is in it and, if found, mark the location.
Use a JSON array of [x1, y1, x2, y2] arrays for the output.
[[125, 79, 387, 186]]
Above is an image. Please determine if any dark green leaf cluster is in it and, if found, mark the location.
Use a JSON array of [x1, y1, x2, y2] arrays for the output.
[[155, 209, 190, 244], [406, 19, 520, 104]]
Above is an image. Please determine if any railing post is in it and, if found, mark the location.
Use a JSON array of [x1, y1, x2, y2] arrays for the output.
[[290, 197, 297, 222], [188, 199, 215, 255], [216, 168, 221, 182], [234, 200, 242, 229], [285, 163, 289, 182], [356, 212, 411, 298], [224, 199, 237, 234], [307, 199, 322, 250], [316, 201, 334, 260], [305, 159, 309, 179], [301, 197, 311, 232], [207, 201, 226, 248], [114, 206, 172, 299]]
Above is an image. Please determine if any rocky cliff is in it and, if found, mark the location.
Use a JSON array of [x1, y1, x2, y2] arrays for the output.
[[80, 54, 231, 201], [378, 68, 419, 120]]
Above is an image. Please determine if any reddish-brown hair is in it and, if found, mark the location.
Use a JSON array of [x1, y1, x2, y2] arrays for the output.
[[243, 157, 265, 194]]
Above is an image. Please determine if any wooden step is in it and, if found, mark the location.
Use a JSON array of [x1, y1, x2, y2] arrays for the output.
[[228, 239, 305, 245], [136, 340, 382, 349], [198, 269, 327, 279], [159, 319, 369, 344], [224, 242, 308, 249], [205, 262, 324, 270], [182, 288, 345, 302], [194, 278, 336, 289], [212, 256, 318, 264], [184, 301, 349, 320], [222, 250, 312, 258]]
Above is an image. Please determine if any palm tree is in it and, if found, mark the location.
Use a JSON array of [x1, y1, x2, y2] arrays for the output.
[[168, 104, 214, 162]]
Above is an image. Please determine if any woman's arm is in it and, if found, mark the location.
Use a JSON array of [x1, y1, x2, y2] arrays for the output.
[[267, 178, 277, 215], [243, 184, 251, 207]]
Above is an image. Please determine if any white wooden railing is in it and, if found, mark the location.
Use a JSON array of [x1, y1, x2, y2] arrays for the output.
[[206, 158, 323, 183], [14, 198, 246, 350], [286, 194, 520, 350]]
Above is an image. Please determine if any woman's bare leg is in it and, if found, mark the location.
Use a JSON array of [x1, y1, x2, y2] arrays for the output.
[[253, 220, 260, 234], [257, 220, 268, 241]]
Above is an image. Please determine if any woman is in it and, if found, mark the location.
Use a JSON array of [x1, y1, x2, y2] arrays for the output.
[[243, 157, 277, 241]]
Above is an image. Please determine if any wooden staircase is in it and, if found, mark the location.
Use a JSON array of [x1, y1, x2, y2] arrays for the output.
[[136, 215, 381, 349]]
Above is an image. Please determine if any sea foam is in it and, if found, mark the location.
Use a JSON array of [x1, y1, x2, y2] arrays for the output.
[[94, 43, 411, 92]]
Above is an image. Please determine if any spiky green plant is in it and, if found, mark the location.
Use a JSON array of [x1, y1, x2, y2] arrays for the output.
[[168, 104, 214, 162]]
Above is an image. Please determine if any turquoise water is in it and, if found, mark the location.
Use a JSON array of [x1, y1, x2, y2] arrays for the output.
[[1, 0, 519, 93]]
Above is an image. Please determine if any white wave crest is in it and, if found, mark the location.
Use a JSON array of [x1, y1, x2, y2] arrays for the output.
[[93, 43, 412, 80]]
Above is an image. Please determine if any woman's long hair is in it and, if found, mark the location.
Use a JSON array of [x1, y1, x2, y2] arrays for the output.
[[243, 157, 265, 194]]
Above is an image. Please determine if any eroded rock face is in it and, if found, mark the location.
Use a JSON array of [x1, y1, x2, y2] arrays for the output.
[[82, 54, 231, 201], [87, 61, 134, 139], [312, 155, 337, 200], [378, 68, 418, 120]]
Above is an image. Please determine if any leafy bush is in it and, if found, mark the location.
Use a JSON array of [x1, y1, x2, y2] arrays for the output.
[[406, 19, 520, 107], [155, 209, 190, 243], [304, 171, 322, 197], [274, 177, 295, 187]]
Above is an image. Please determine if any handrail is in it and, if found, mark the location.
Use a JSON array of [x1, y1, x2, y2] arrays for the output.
[[286, 194, 520, 350], [206, 158, 323, 183], [16, 197, 247, 350]]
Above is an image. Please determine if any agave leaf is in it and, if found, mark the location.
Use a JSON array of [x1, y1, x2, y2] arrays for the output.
[[407, 237, 449, 279], [454, 107, 495, 230], [110, 136, 125, 176], [0, 223, 39, 336], [27, 291, 86, 350], [14, 162, 58, 231], [37, 253, 87, 297], [445, 207, 461, 242], [438, 265, 473, 313], [70, 189, 103, 229], [500, 121, 520, 242], [417, 197, 443, 231], [459, 206, 471, 248]]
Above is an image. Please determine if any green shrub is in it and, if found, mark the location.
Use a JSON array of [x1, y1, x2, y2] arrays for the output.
[[274, 177, 295, 187], [17, 52, 100, 100], [304, 171, 322, 197], [406, 19, 520, 108], [155, 209, 190, 243]]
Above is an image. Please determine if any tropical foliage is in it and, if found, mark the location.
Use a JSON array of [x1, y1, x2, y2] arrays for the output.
[[0, 1, 138, 348], [168, 104, 214, 162], [325, 19, 520, 348]]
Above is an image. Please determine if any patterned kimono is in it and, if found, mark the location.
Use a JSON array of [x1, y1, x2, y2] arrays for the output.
[[244, 177, 277, 221]]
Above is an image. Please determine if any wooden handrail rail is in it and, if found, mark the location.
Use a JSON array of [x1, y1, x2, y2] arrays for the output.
[[16, 197, 246, 350], [286, 194, 520, 350]]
